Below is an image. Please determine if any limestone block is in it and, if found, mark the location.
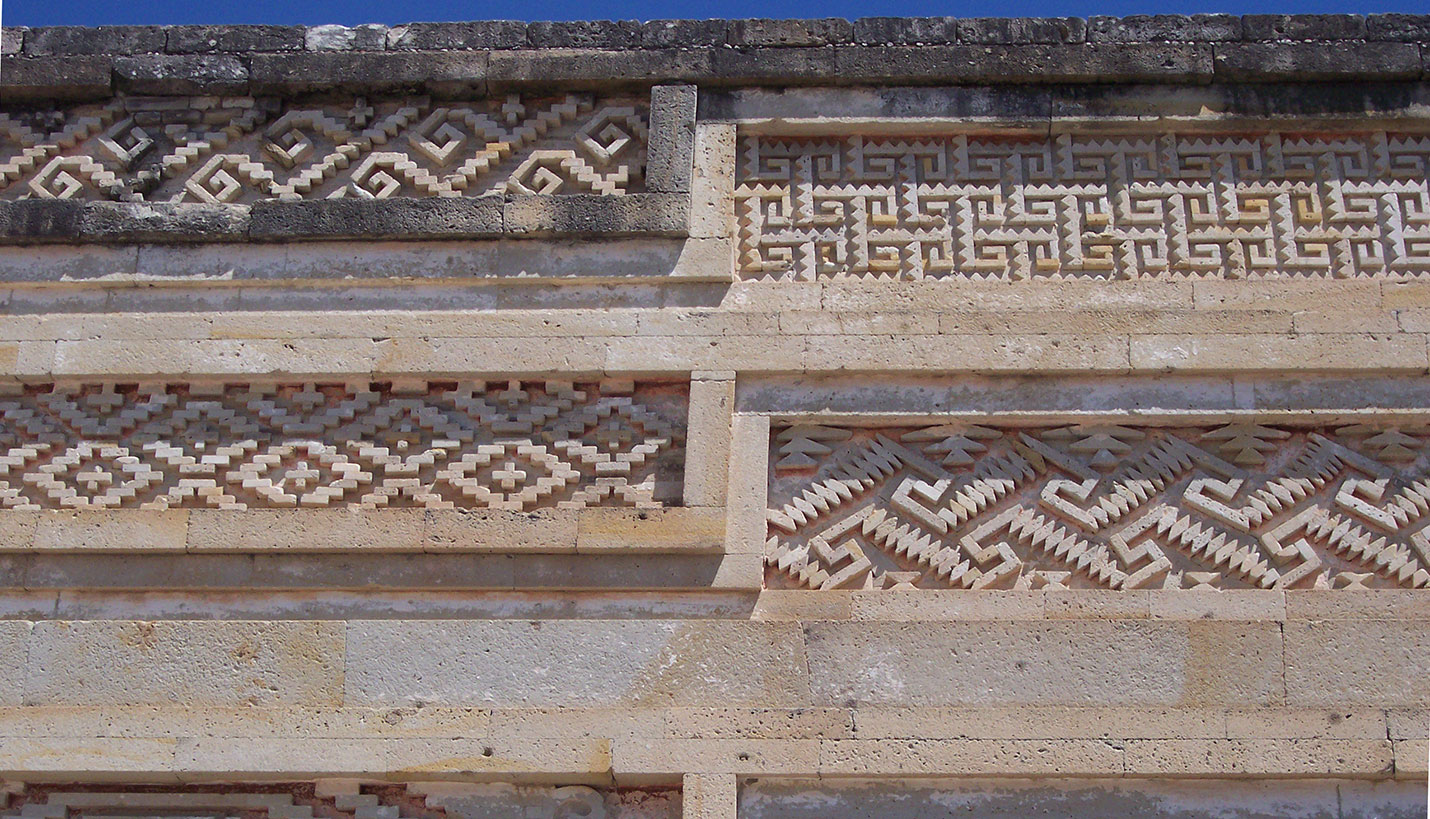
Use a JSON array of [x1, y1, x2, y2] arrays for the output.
[[682, 774, 736, 819], [186, 509, 426, 552], [0, 737, 180, 774], [1224, 708, 1388, 740], [689, 123, 736, 241], [724, 414, 770, 556], [815, 738, 1125, 776], [23, 620, 344, 706], [614, 737, 819, 775], [751, 590, 853, 621], [486, 706, 667, 742], [344, 620, 810, 708], [1287, 590, 1430, 620], [1130, 333, 1428, 373], [0, 622, 31, 706], [665, 708, 854, 740], [424, 510, 579, 553], [1285, 620, 1430, 706], [1148, 590, 1286, 620], [31, 510, 189, 552], [1121, 738, 1394, 776], [575, 509, 726, 553], [849, 591, 1045, 621], [802, 621, 1281, 707], [851, 706, 1225, 740], [683, 376, 735, 507]]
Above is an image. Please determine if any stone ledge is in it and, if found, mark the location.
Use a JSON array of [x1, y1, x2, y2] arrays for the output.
[[5, 16, 1430, 99], [0, 196, 691, 244]]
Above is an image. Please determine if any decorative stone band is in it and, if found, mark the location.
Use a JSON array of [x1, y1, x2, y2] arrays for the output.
[[0, 379, 686, 511], [1, 94, 648, 202], [737, 130, 1430, 281], [766, 421, 1430, 590], [0, 782, 677, 819]]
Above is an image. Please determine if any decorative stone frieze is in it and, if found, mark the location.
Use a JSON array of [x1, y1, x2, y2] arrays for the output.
[[767, 421, 1430, 590], [0, 94, 648, 202], [737, 131, 1430, 280], [0, 380, 686, 510]]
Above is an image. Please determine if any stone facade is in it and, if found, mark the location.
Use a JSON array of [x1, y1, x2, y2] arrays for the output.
[[0, 15, 1428, 818]]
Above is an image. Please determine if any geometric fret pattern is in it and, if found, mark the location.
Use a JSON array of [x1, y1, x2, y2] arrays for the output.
[[0, 782, 676, 819], [737, 132, 1430, 281], [0, 380, 685, 510], [0, 94, 647, 202], [766, 422, 1430, 590]]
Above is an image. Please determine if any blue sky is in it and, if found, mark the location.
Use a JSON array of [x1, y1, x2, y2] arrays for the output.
[[6, 0, 1427, 28]]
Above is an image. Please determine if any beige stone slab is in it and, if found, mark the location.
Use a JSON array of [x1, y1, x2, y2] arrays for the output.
[[719, 282, 822, 312], [815, 738, 1124, 776], [1387, 709, 1430, 740], [752, 590, 853, 621], [1382, 281, 1430, 309], [24, 620, 344, 706], [174, 736, 612, 777], [14, 341, 54, 377], [1195, 280, 1382, 312], [1130, 333, 1428, 373], [823, 280, 1193, 313], [1224, 708, 1389, 740], [724, 413, 770, 556], [0, 512, 39, 550], [710, 552, 763, 590], [209, 309, 643, 340], [1121, 738, 1394, 776], [52, 339, 381, 376], [803, 621, 1282, 707], [940, 307, 1295, 336], [613, 736, 819, 775], [0, 622, 30, 707], [486, 706, 667, 741], [809, 334, 1131, 373], [602, 334, 808, 374], [1393, 738, 1428, 777], [689, 122, 736, 241], [1286, 590, 1430, 620], [636, 310, 780, 336], [375, 336, 607, 376], [782, 310, 941, 335], [665, 708, 853, 740], [344, 620, 810, 708], [851, 706, 1225, 740], [683, 376, 736, 507], [186, 509, 426, 552], [1042, 590, 1151, 619], [575, 508, 726, 554], [0, 313, 216, 342], [682, 773, 736, 819], [1149, 590, 1287, 621], [0, 736, 180, 774], [849, 590, 1045, 621], [424, 509, 579, 553], [31, 510, 189, 553], [1294, 307, 1403, 333], [0, 705, 493, 739], [1285, 620, 1430, 707]]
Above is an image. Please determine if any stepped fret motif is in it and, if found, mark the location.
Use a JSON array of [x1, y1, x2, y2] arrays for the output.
[[767, 422, 1430, 590], [737, 132, 1430, 280], [0, 94, 647, 202], [0, 380, 685, 510]]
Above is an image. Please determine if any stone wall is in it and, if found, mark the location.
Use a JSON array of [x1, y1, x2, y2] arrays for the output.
[[0, 15, 1427, 818]]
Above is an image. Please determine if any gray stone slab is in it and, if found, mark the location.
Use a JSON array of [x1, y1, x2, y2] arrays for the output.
[[958, 17, 1087, 44], [249, 197, 504, 240], [0, 201, 85, 242], [1368, 14, 1430, 42], [1, 27, 25, 55], [0, 56, 112, 100], [700, 85, 1052, 122], [641, 19, 728, 49], [527, 20, 643, 49], [247, 51, 487, 95], [113, 54, 249, 95], [344, 620, 809, 707], [503, 193, 689, 237], [165, 24, 303, 53], [79, 202, 249, 243], [386, 21, 526, 50], [24, 25, 165, 55], [1213, 41, 1422, 81], [304, 24, 388, 51], [24, 620, 344, 706], [803, 621, 1281, 707], [832, 44, 1214, 84], [1087, 14, 1243, 42], [646, 85, 697, 193], [487, 48, 708, 89], [1242, 14, 1367, 41], [852, 17, 959, 46], [726, 18, 852, 47]]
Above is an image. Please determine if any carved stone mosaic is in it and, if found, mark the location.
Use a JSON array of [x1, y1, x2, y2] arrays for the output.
[[736, 132, 1430, 280], [0, 94, 648, 202], [766, 422, 1430, 589], [0, 783, 679, 819], [0, 380, 685, 510]]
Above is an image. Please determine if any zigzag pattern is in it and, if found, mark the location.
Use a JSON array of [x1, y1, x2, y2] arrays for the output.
[[0, 380, 685, 511], [0, 94, 647, 202], [737, 132, 1430, 280], [767, 422, 1430, 590]]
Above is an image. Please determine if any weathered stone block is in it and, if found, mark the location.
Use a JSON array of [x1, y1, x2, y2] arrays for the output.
[[726, 19, 852, 47], [25, 25, 165, 55], [386, 21, 526, 50], [1087, 14, 1242, 41], [249, 197, 504, 240], [113, 54, 249, 94], [166, 24, 303, 52], [527, 20, 643, 49]]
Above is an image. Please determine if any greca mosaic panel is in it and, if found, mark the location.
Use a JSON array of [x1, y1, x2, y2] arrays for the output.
[[737, 131, 1430, 281], [0, 94, 648, 202], [766, 422, 1430, 590], [0, 380, 685, 510]]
